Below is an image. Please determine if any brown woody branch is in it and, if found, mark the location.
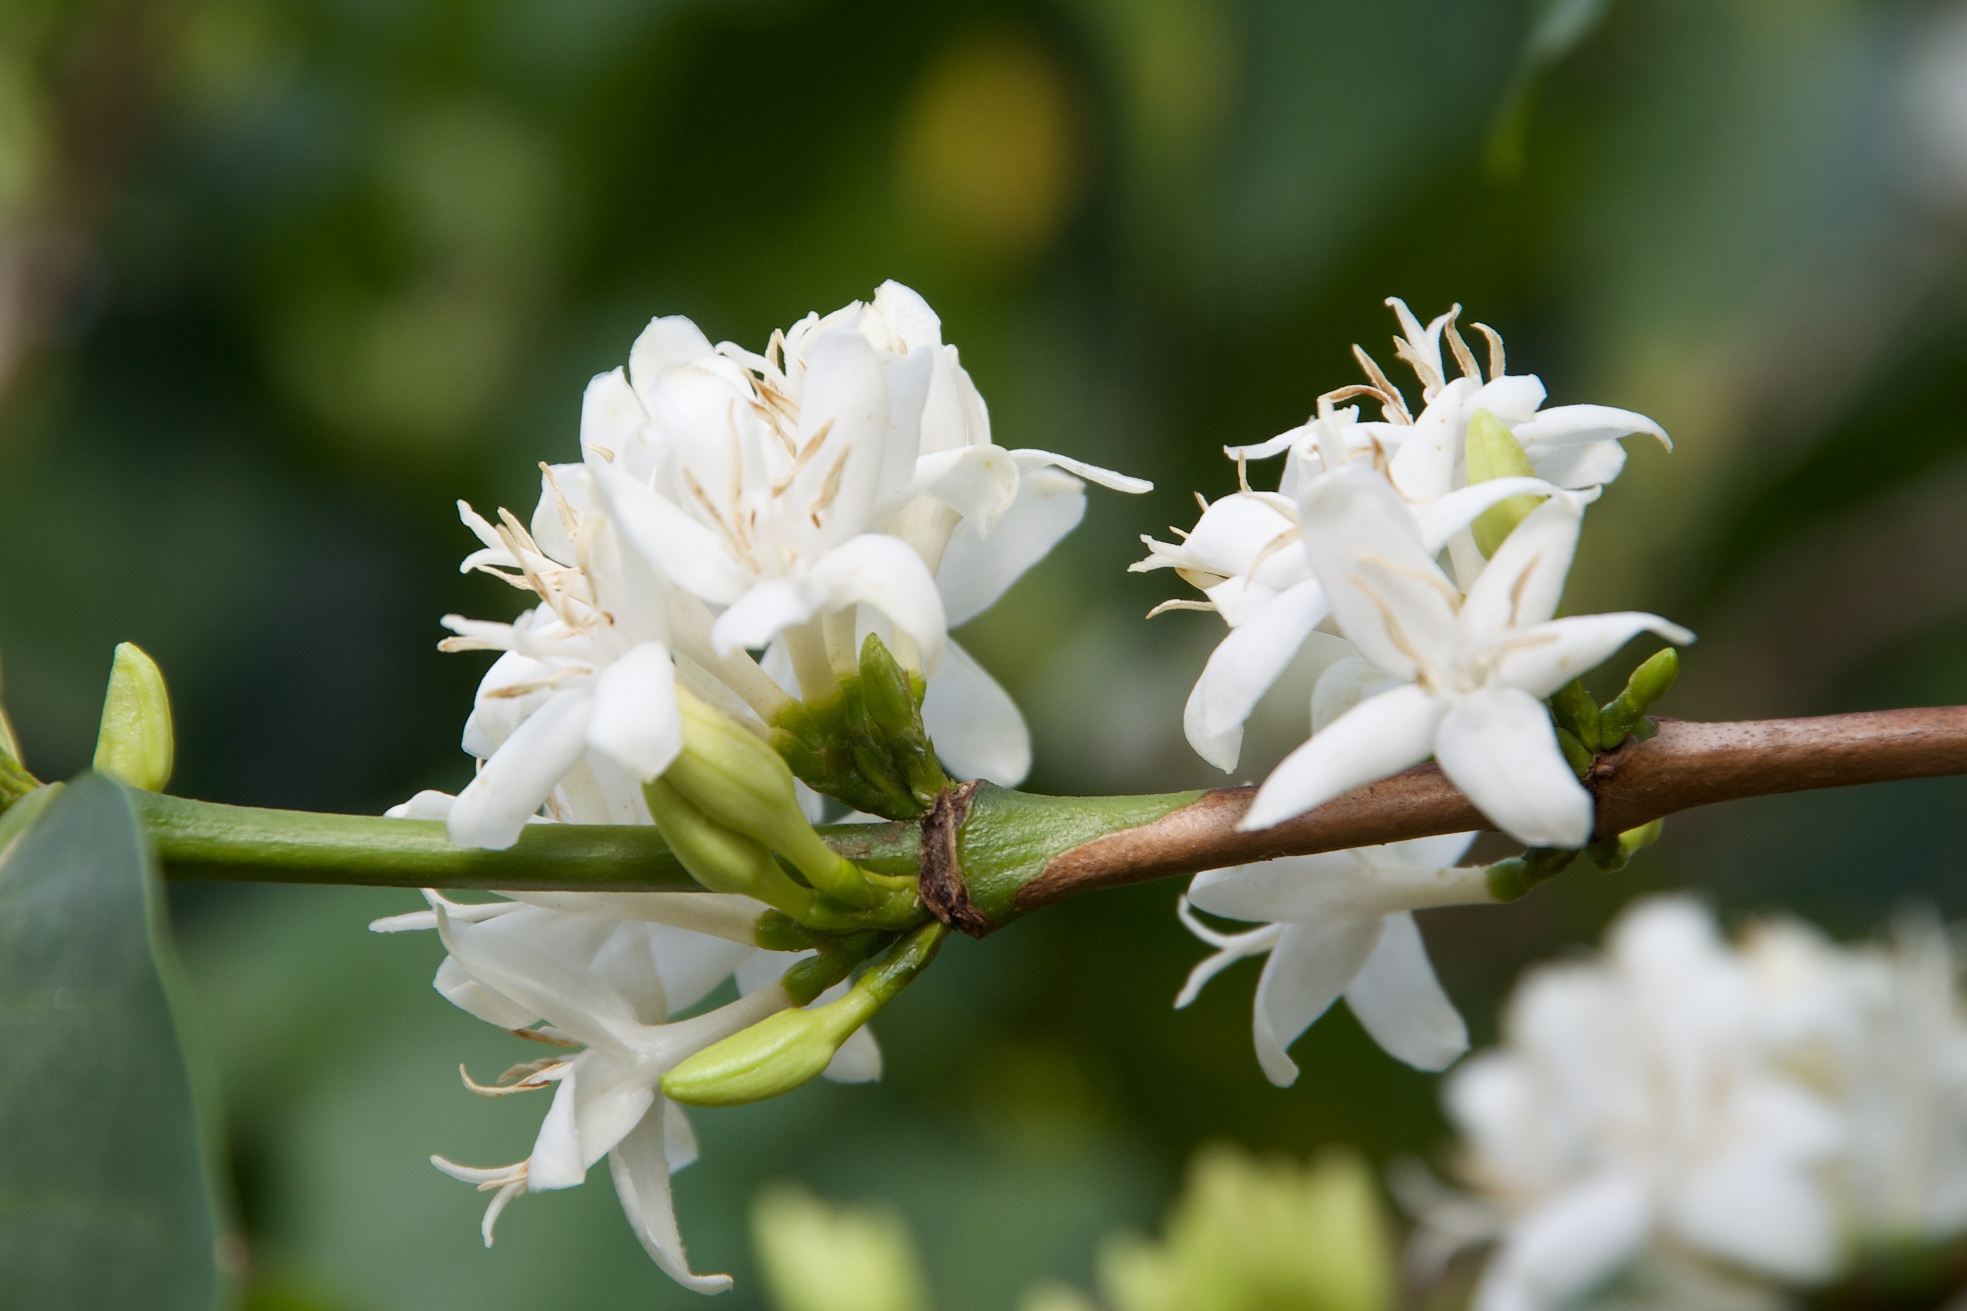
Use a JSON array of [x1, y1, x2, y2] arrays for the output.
[[1014, 709, 1967, 912]]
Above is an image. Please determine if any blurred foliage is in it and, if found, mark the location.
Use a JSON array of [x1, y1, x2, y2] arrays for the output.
[[754, 1183, 932, 1311], [5, 0, 1967, 1306]]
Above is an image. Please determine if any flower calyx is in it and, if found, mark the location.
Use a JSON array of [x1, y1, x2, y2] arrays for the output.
[[771, 633, 952, 820]]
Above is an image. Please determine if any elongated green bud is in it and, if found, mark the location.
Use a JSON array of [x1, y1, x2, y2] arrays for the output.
[[665, 685, 866, 899], [643, 776, 815, 909], [1466, 409, 1545, 556], [93, 643, 175, 792], [1586, 817, 1665, 873], [1598, 648, 1678, 747], [664, 922, 945, 1107]]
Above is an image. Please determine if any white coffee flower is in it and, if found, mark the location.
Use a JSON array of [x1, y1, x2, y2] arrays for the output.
[[1137, 406, 1566, 773], [434, 466, 688, 850], [583, 281, 1145, 703], [1175, 832, 1491, 1083], [1432, 898, 1844, 1311], [1243, 462, 1691, 847], [1743, 911, 1967, 1253], [371, 893, 879, 1293]]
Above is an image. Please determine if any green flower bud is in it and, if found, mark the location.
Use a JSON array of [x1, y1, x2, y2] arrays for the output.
[[665, 685, 867, 899], [1598, 648, 1679, 747], [92, 643, 174, 792], [663, 1005, 858, 1107], [664, 922, 945, 1106], [1553, 726, 1593, 778], [642, 776, 816, 911], [1465, 409, 1545, 556], [1548, 679, 1603, 753]]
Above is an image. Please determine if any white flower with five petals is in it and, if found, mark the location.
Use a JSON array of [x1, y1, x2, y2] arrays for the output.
[[1243, 462, 1691, 847], [1176, 832, 1492, 1084], [371, 892, 878, 1294]]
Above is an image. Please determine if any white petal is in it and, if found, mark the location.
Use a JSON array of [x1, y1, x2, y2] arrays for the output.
[[1667, 1152, 1839, 1283], [823, 1025, 883, 1083], [1460, 495, 1583, 638], [937, 467, 1087, 625], [807, 534, 949, 674], [566, 1052, 658, 1176], [1474, 1172, 1652, 1311], [507, 891, 767, 946], [1187, 852, 1363, 924], [921, 640, 1031, 785], [710, 580, 818, 657], [434, 903, 639, 1048], [434, 955, 540, 1029], [1511, 402, 1668, 451], [385, 789, 456, 821], [591, 458, 753, 606], [1436, 687, 1593, 848], [1009, 448, 1152, 493], [664, 1102, 700, 1173], [1183, 580, 1328, 772], [1414, 477, 1568, 554], [897, 445, 1018, 525], [1530, 439, 1626, 490], [448, 689, 594, 851], [586, 642, 683, 781], [1488, 613, 1694, 701], [1242, 683, 1444, 831], [581, 368, 649, 461], [1174, 901, 1283, 1008], [526, 1071, 589, 1189], [1251, 919, 1384, 1086], [1297, 464, 1458, 679], [609, 1107, 733, 1294], [628, 315, 716, 390], [1310, 657, 1401, 735], [1343, 912, 1467, 1071]]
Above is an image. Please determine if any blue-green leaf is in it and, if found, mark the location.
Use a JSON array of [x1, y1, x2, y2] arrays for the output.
[[0, 774, 226, 1309]]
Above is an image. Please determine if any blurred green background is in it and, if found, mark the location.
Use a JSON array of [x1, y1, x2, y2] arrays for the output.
[[7, 0, 1967, 1305]]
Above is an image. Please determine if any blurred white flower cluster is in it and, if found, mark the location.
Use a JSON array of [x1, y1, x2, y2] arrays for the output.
[[1412, 896, 1967, 1311], [1163, 300, 1689, 1086], [378, 282, 1144, 1292]]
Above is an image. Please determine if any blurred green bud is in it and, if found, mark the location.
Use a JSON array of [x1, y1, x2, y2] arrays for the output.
[[666, 685, 866, 899], [752, 1183, 930, 1311], [1465, 409, 1544, 556], [1598, 648, 1679, 747], [1097, 1144, 1393, 1311], [93, 643, 175, 792]]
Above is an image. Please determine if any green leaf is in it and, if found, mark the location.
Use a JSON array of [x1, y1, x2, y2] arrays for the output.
[[0, 774, 228, 1309]]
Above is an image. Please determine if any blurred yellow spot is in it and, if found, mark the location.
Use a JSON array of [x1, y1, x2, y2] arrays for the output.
[[896, 35, 1082, 264]]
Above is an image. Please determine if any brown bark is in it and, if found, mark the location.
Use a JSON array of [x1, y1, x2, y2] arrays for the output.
[[1015, 708, 1967, 911]]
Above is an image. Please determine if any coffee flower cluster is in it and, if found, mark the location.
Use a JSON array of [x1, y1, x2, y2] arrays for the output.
[[381, 282, 1145, 1291], [1409, 897, 1967, 1311], [1161, 300, 1688, 1084]]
